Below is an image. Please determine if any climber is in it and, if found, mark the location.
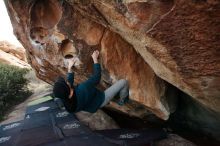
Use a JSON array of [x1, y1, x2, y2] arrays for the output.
[[53, 49, 129, 113]]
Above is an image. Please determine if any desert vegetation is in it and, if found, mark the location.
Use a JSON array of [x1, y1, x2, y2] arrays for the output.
[[0, 62, 31, 120]]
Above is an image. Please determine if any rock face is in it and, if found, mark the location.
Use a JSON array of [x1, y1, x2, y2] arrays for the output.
[[155, 134, 196, 146], [4, 0, 220, 140], [75, 110, 119, 130]]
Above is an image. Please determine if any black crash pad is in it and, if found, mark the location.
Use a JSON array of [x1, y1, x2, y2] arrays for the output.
[[26, 99, 58, 115], [1, 95, 168, 146], [96, 128, 167, 146], [0, 121, 23, 146], [42, 135, 117, 146], [0, 121, 22, 135], [16, 125, 60, 146], [52, 109, 77, 125], [22, 110, 54, 130], [57, 120, 92, 137], [0, 133, 19, 146]]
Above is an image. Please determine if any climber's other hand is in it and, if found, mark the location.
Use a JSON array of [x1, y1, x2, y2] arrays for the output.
[[91, 50, 99, 63], [67, 58, 77, 70]]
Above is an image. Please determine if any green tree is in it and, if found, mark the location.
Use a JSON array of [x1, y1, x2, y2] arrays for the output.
[[0, 63, 31, 120]]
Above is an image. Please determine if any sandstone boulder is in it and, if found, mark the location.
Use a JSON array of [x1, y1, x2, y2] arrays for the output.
[[4, 0, 220, 140], [0, 41, 29, 68], [0, 41, 26, 62]]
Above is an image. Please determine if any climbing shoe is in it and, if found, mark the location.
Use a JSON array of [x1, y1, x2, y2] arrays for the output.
[[117, 96, 129, 106]]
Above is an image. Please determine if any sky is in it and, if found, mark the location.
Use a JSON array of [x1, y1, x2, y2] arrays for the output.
[[0, 1, 22, 47]]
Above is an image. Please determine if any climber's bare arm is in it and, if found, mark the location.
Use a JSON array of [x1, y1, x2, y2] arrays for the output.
[[85, 50, 101, 86], [66, 58, 78, 88]]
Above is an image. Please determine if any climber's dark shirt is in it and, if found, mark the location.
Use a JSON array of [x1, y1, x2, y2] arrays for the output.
[[63, 63, 105, 113]]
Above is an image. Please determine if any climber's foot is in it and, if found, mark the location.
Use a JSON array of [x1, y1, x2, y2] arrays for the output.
[[117, 96, 129, 106]]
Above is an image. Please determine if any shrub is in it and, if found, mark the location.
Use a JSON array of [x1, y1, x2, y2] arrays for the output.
[[0, 62, 31, 120]]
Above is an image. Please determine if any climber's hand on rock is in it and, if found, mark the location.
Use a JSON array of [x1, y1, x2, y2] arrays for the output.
[[67, 58, 77, 72], [91, 50, 99, 63]]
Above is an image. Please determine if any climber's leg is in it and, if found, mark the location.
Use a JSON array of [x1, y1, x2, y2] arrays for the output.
[[100, 79, 129, 107]]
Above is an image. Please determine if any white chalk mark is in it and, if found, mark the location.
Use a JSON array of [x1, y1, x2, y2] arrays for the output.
[[119, 133, 140, 139], [35, 106, 50, 112], [63, 123, 80, 129], [3, 123, 21, 131], [0, 136, 11, 144], [56, 111, 69, 118]]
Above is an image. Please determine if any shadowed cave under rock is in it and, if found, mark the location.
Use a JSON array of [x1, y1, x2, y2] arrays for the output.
[[4, 0, 220, 144]]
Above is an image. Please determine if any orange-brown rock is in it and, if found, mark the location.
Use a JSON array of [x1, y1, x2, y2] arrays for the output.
[[101, 30, 170, 119], [4, 0, 220, 140], [89, 0, 220, 114], [29, 0, 63, 45]]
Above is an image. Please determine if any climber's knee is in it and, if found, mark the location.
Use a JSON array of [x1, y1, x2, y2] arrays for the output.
[[118, 79, 129, 87]]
